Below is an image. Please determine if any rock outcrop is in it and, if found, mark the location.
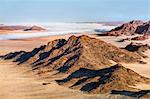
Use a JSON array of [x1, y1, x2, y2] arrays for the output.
[[106, 20, 144, 36], [125, 42, 150, 52], [125, 42, 150, 58]]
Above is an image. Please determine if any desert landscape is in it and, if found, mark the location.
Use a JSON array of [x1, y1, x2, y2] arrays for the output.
[[0, 0, 149, 98], [0, 20, 150, 99]]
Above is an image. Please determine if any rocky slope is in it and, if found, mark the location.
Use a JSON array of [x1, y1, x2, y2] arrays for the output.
[[57, 64, 150, 94], [135, 21, 150, 34], [1, 35, 150, 95], [106, 20, 144, 36], [106, 20, 150, 36]]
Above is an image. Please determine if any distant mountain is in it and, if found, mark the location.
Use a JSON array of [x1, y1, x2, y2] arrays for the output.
[[135, 21, 150, 34], [0, 25, 45, 31], [0, 26, 30, 31], [106, 20, 144, 36], [24, 26, 46, 31], [106, 20, 150, 36]]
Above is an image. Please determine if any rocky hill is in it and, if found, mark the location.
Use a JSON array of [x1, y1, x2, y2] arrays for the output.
[[106, 20, 144, 36], [106, 20, 150, 36], [1, 35, 150, 95], [2, 35, 141, 72]]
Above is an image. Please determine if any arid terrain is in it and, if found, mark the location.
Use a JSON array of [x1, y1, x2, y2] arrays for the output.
[[0, 20, 150, 99]]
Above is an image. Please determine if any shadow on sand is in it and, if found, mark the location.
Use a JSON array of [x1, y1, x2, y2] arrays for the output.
[[111, 90, 150, 98]]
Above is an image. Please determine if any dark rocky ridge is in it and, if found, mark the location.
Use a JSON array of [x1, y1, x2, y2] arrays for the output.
[[106, 20, 144, 36], [106, 20, 150, 36], [136, 21, 150, 34], [57, 64, 150, 94]]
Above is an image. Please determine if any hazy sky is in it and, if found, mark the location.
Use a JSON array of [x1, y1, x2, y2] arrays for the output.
[[0, 0, 149, 23]]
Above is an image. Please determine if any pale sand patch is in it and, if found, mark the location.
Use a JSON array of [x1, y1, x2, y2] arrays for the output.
[[121, 50, 150, 90], [0, 60, 82, 99], [122, 50, 150, 78]]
